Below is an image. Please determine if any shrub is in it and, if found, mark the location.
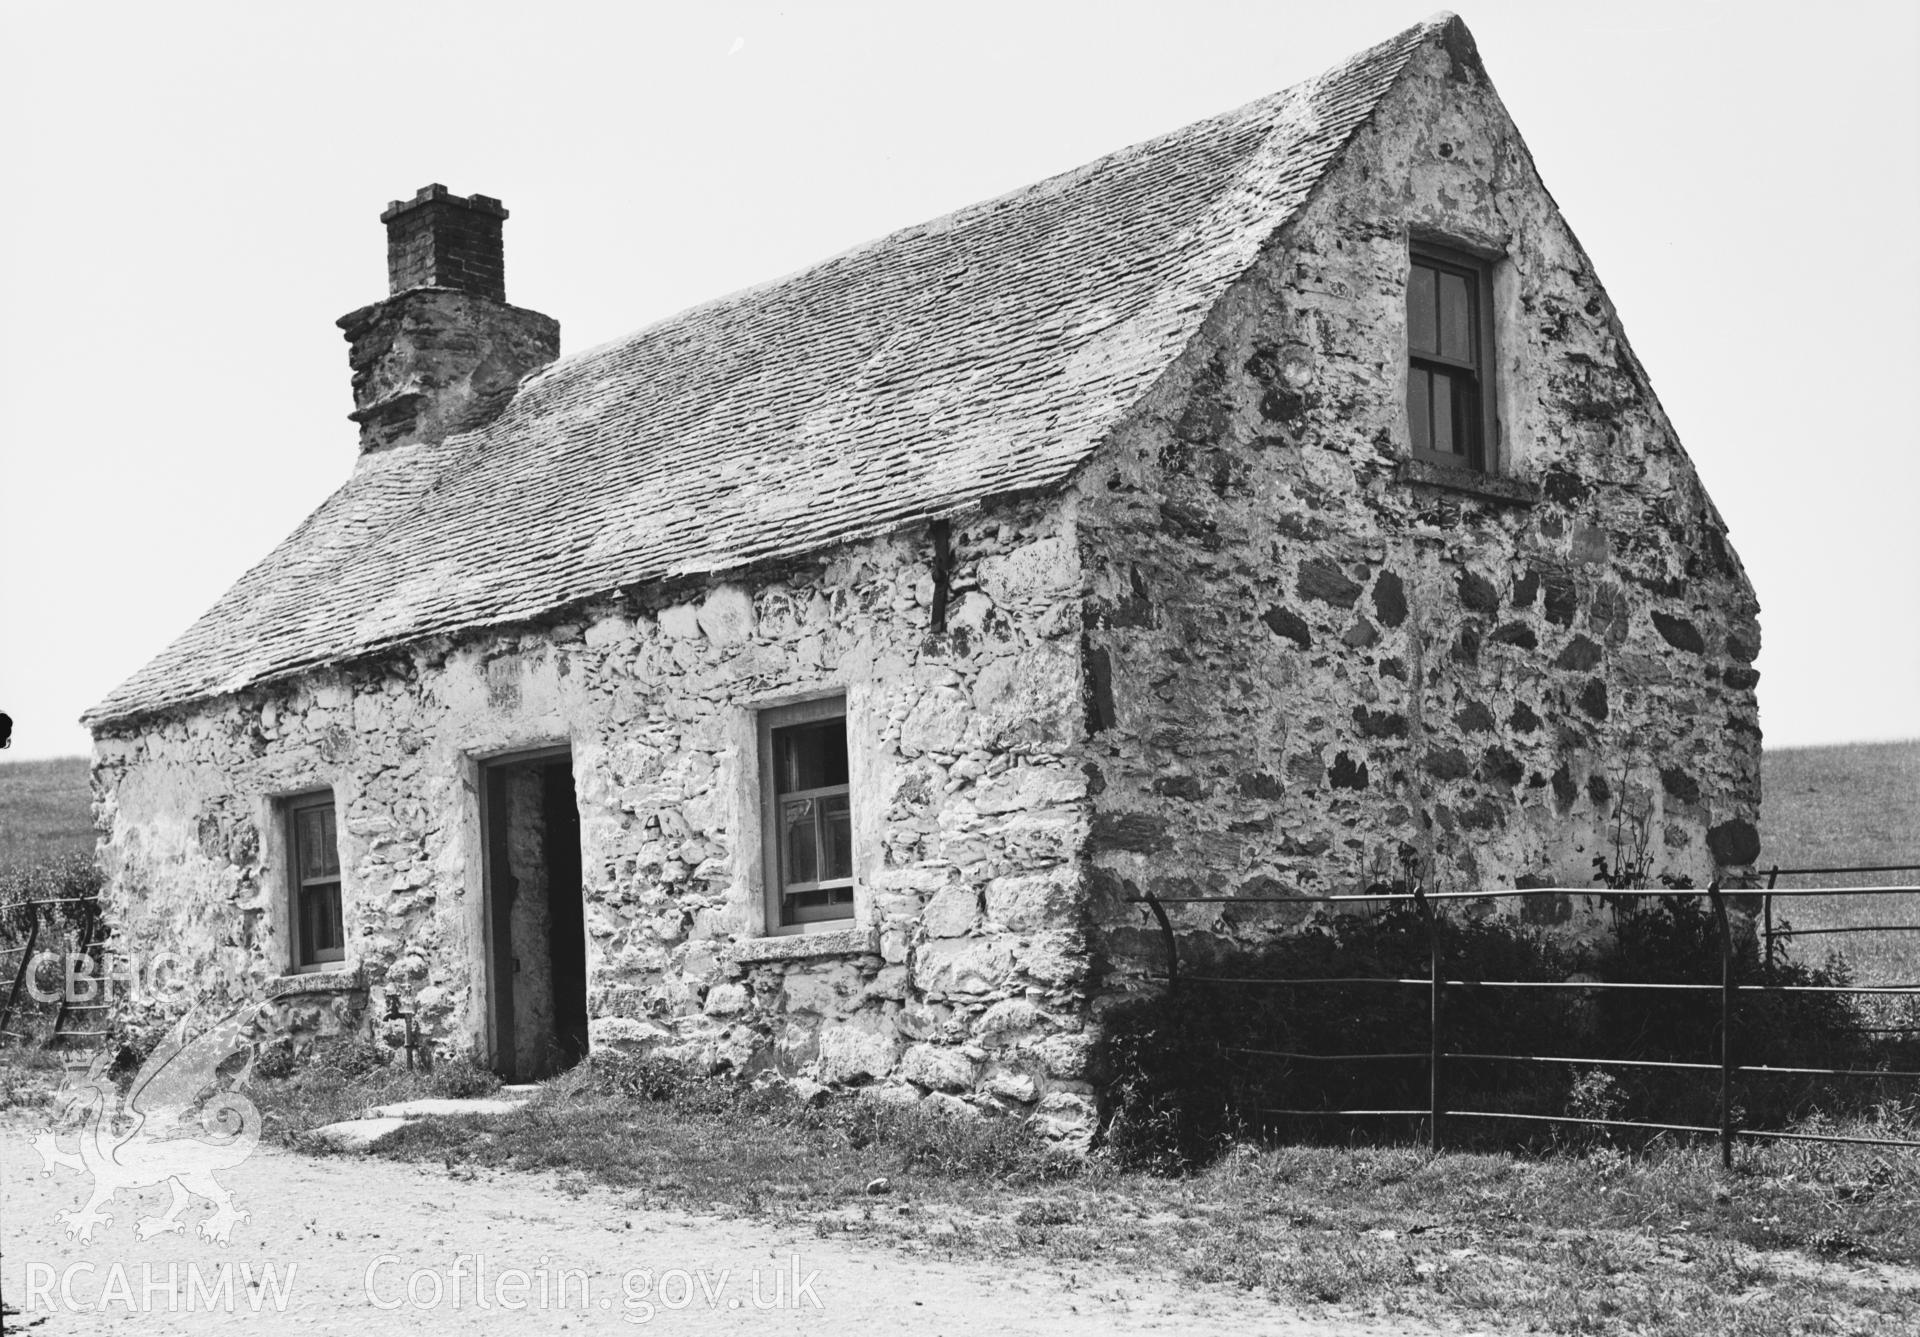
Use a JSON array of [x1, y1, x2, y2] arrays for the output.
[[1098, 986, 1246, 1172], [0, 852, 102, 924], [1097, 897, 1886, 1170], [1579, 896, 1863, 1132], [0, 852, 104, 963], [0, 854, 105, 1040]]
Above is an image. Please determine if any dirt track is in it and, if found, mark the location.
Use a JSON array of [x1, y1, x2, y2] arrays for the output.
[[1, 1120, 1442, 1335]]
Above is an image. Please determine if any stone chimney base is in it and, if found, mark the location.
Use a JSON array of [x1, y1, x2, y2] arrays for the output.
[[338, 289, 559, 454]]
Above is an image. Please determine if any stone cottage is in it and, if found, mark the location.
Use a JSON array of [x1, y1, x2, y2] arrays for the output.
[[84, 16, 1761, 1133]]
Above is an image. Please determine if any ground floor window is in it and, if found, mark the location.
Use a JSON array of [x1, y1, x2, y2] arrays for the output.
[[287, 791, 344, 969], [759, 698, 854, 929]]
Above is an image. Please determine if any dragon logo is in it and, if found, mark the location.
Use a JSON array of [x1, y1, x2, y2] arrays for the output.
[[31, 1006, 269, 1245]]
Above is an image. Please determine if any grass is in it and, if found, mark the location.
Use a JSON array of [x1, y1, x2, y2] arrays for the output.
[[228, 1048, 1920, 1337], [0, 756, 93, 869], [1763, 741, 1920, 868], [1761, 741, 1920, 983]]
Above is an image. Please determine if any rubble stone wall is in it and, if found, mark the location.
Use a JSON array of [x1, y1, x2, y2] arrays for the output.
[[337, 288, 560, 453], [1072, 33, 1762, 980], [91, 495, 1101, 1136]]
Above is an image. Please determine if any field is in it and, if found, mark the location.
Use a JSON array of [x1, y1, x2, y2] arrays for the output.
[[0, 755, 91, 867], [1762, 740, 1920, 866], [1760, 740, 1920, 982]]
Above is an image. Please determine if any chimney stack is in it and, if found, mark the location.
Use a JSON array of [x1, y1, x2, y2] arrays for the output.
[[383, 184, 508, 301], [338, 184, 559, 456]]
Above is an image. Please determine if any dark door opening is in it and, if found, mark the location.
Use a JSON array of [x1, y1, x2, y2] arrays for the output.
[[481, 750, 588, 1082]]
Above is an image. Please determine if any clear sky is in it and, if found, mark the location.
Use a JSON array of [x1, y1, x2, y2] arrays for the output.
[[1, 0, 1915, 762]]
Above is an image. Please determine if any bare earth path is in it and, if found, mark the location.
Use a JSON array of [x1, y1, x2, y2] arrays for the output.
[[0, 1125, 1447, 1336]]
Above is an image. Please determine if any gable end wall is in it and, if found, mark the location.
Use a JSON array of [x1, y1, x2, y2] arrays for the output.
[[1072, 34, 1762, 978]]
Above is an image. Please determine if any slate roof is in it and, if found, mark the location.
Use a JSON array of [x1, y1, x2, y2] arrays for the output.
[[86, 16, 1446, 727]]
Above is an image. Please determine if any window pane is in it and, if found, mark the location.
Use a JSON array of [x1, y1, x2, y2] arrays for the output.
[[1439, 271, 1473, 361], [782, 798, 818, 886], [297, 806, 339, 880], [321, 807, 337, 873], [820, 793, 852, 881], [296, 809, 318, 878], [302, 881, 343, 960], [775, 719, 849, 794], [1452, 375, 1481, 465], [1408, 263, 1438, 356], [785, 883, 854, 922], [1406, 367, 1431, 453], [1431, 372, 1456, 455], [773, 734, 793, 791]]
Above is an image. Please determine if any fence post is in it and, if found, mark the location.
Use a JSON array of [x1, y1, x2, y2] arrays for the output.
[[1708, 878, 1734, 1169], [1143, 892, 1178, 993], [1415, 885, 1441, 1154], [1762, 864, 1780, 972]]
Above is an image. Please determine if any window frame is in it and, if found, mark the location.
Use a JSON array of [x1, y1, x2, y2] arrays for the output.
[[285, 789, 346, 972], [1406, 241, 1500, 475], [756, 696, 856, 935]]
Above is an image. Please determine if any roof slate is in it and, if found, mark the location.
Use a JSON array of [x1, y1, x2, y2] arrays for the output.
[[86, 17, 1442, 727]]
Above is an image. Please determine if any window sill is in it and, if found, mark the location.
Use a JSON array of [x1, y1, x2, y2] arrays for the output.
[[1397, 459, 1540, 506], [732, 927, 876, 964], [264, 963, 366, 997]]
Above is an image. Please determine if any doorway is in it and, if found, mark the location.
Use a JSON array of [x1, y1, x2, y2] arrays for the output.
[[480, 748, 588, 1082]]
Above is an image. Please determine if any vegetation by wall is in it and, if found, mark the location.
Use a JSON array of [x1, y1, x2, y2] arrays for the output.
[[1096, 895, 1906, 1170]]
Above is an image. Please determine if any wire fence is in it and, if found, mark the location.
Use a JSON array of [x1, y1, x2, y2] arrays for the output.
[[1135, 864, 1920, 1165], [0, 885, 108, 1045]]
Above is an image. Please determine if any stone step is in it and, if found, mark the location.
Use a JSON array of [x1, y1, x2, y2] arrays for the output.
[[309, 1091, 533, 1151], [366, 1096, 529, 1119], [306, 1116, 414, 1151]]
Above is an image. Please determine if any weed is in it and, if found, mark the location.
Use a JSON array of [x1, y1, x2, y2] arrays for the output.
[[308, 1032, 393, 1079], [1012, 1199, 1077, 1227], [847, 1101, 1075, 1186]]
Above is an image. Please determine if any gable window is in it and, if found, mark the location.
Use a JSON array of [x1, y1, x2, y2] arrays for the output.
[[1406, 244, 1498, 472], [288, 792, 345, 970], [758, 699, 854, 930]]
